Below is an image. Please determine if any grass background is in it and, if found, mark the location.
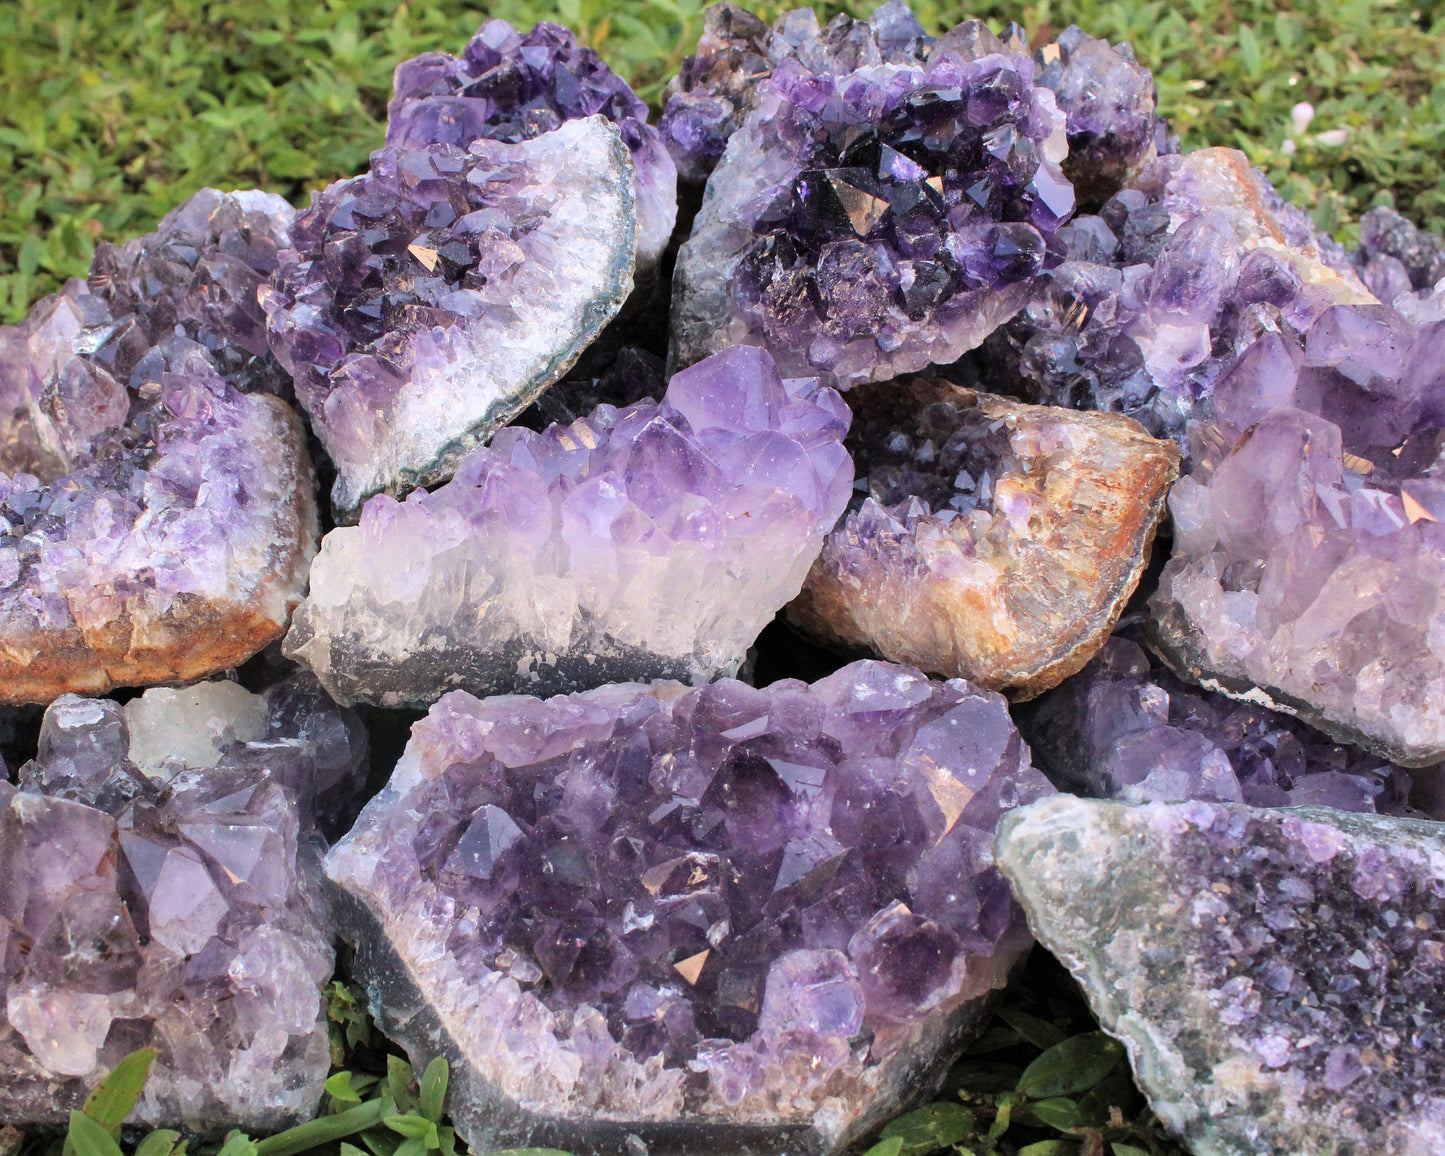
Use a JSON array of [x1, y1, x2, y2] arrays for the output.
[[0, 0, 1443, 324]]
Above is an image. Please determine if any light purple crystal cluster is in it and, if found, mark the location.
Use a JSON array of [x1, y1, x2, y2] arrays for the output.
[[284, 345, 852, 708], [386, 18, 677, 277], [1351, 205, 1445, 311], [0, 675, 367, 1131], [996, 796, 1445, 1155], [89, 189, 296, 397], [262, 116, 637, 516], [1024, 634, 1421, 814], [325, 660, 1052, 1153], [670, 15, 1076, 387], [978, 148, 1375, 444], [1150, 299, 1445, 767], [0, 279, 316, 702]]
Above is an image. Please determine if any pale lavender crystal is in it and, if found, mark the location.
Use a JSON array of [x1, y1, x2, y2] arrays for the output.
[[0, 281, 317, 703], [996, 796, 1445, 1155], [1150, 299, 1445, 769], [670, 26, 1075, 388], [325, 661, 1052, 1153], [1023, 634, 1421, 813], [1034, 26, 1162, 200], [262, 116, 637, 517], [386, 19, 676, 279], [89, 188, 296, 396], [0, 676, 368, 1130], [284, 345, 852, 708], [978, 148, 1374, 446]]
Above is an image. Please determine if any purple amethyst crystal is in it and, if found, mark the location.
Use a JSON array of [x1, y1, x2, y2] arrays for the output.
[[670, 26, 1075, 388], [262, 116, 637, 518], [996, 795, 1445, 1155], [1034, 26, 1163, 202], [1023, 634, 1422, 813], [88, 188, 296, 396], [978, 148, 1375, 446], [325, 660, 1053, 1153], [284, 345, 852, 708], [0, 676, 367, 1130], [1149, 298, 1445, 769], [0, 281, 317, 704], [1350, 205, 1445, 322], [386, 19, 676, 281]]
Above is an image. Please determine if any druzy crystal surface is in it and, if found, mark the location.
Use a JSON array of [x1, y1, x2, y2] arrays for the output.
[[89, 188, 296, 397], [980, 148, 1374, 445], [386, 19, 676, 281], [0, 675, 368, 1131], [285, 345, 852, 708], [262, 116, 637, 517], [789, 379, 1178, 697], [0, 282, 317, 703], [670, 24, 1075, 387], [1023, 635, 1421, 813], [325, 661, 1052, 1154], [996, 795, 1445, 1156], [1150, 300, 1445, 767]]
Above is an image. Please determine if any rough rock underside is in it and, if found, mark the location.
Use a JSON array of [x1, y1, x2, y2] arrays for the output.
[[0, 676, 367, 1131], [326, 661, 1053, 1154], [790, 378, 1179, 697], [262, 116, 638, 517], [996, 795, 1445, 1156], [285, 345, 852, 708]]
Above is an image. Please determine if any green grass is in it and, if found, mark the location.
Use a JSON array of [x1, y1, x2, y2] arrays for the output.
[[0, 0, 1442, 322]]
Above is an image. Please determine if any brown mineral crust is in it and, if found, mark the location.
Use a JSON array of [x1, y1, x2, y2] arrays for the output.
[[789, 380, 1180, 698], [0, 396, 317, 704]]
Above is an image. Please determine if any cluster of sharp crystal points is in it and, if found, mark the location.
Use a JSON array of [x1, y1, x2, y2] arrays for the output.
[[1, 0, 1445, 1152]]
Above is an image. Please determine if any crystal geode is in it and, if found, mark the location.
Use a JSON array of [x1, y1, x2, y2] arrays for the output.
[[670, 23, 1075, 388], [980, 148, 1375, 446], [1023, 634, 1422, 814], [788, 379, 1178, 698], [325, 660, 1053, 1154], [1149, 300, 1445, 767], [0, 282, 317, 704], [995, 795, 1445, 1156], [284, 345, 852, 708], [89, 188, 296, 397], [386, 19, 676, 282], [0, 676, 368, 1131], [262, 116, 637, 517]]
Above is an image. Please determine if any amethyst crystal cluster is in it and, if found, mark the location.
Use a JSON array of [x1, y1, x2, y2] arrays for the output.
[[789, 378, 1178, 697], [1151, 300, 1445, 766], [326, 661, 1052, 1153], [0, 676, 366, 1130], [0, 279, 316, 703], [262, 117, 638, 517], [386, 18, 677, 280], [285, 345, 852, 708], [670, 17, 1076, 386], [996, 795, 1445, 1155], [1024, 635, 1421, 814]]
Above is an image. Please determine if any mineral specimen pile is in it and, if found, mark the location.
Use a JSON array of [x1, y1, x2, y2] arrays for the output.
[[1150, 300, 1445, 767], [996, 795, 1445, 1156], [285, 345, 852, 708], [1023, 634, 1420, 813], [0, 282, 317, 704], [789, 379, 1178, 697], [0, 676, 368, 1131], [89, 188, 296, 397], [670, 19, 1076, 387], [979, 148, 1375, 445], [262, 116, 637, 517], [325, 660, 1053, 1154], [386, 19, 677, 281]]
